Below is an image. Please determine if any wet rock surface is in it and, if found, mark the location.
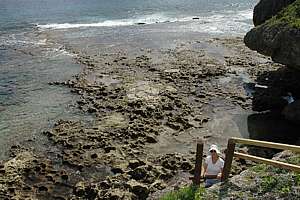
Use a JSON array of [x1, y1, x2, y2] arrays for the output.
[[1, 37, 293, 199]]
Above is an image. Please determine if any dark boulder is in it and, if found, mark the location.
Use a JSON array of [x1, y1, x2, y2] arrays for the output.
[[244, 0, 300, 69]]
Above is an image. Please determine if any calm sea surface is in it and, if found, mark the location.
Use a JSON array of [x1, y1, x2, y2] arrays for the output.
[[0, 0, 258, 159]]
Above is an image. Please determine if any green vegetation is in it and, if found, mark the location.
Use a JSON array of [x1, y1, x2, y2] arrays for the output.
[[266, 0, 300, 28], [260, 175, 278, 193], [287, 153, 300, 164], [295, 173, 300, 186], [251, 163, 268, 173], [257, 173, 297, 196], [250, 153, 300, 198], [161, 153, 300, 199], [160, 185, 206, 200]]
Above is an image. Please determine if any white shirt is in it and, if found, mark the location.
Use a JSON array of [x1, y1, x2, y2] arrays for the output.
[[205, 155, 224, 176]]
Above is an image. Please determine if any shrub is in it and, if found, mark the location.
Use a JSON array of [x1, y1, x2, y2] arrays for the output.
[[160, 185, 206, 200]]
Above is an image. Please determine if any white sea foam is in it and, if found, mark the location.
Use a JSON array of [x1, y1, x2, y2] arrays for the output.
[[0, 33, 75, 58], [51, 47, 75, 57], [37, 9, 253, 34], [38, 14, 178, 29], [38, 21, 132, 29], [0, 33, 48, 47], [179, 9, 253, 34]]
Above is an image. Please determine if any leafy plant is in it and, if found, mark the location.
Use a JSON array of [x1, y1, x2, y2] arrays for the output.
[[295, 173, 300, 186], [251, 164, 267, 173], [160, 185, 206, 200], [260, 176, 277, 193], [287, 155, 300, 165], [278, 186, 290, 195]]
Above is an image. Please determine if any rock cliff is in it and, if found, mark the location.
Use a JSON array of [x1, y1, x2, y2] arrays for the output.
[[253, 0, 296, 26], [244, 0, 300, 69]]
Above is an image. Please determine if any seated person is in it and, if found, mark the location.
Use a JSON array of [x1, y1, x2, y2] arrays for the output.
[[203, 144, 224, 188]]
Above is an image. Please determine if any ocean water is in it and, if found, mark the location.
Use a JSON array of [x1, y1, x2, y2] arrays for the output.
[[0, 0, 258, 159], [1, 0, 257, 32]]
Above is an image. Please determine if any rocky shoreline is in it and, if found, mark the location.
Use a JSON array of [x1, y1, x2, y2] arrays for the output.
[[244, 0, 300, 124], [1, 35, 298, 199]]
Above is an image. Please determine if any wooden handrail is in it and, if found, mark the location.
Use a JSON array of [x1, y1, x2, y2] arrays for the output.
[[234, 152, 300, 172], [221, 137, 300, 182], [231, 137, 300, 152]]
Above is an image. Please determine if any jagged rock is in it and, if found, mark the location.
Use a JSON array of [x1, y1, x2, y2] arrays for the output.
[[90, 153, 98, 159], [253, 0, 296, 26], [244, 0, 300, 69], [145, 135, 157, 143], [102, 188, 134, 200], [111, 166, 125, 174], [126, 180, 149, 200], [104, 146, 116, 153], [272, 150, 294, 161], [0, 151, 64, 199], [99, 188, 125, 199], [149, 180, 167, 191], [73, 183, 99, 199], [245, 24, 300, 68], [180, 161, 193, 170], [166, 122, 181, 130], [128, 160, 146, 169], [99, 180, 111, 189], [74, 181, 85, 197], [128, 166, 148, 180]]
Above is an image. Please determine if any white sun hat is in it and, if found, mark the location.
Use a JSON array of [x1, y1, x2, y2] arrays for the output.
[[208, 144, 220, 154]]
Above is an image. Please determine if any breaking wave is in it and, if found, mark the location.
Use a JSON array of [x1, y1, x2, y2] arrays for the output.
[[37, 9, 253, 34]]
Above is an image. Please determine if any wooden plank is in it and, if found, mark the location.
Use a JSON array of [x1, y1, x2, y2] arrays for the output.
[[193, 140, 203, 185], [221, 139, 235, 182], [231, 137, 300, 152], [234, 152, 300, 172]]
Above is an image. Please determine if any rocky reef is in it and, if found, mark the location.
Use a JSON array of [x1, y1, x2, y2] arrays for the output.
[[245, 0, 300, 68], [1, 36, 281, 199]]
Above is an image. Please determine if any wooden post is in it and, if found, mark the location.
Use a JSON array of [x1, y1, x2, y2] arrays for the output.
[[193, 140, 203, 185], [221, 138, 235, 182]]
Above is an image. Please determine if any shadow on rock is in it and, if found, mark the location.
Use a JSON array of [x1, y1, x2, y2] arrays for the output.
[[247, 66, 300, 156], [247, 112, 300, 145], [246, 111, 300, 158], [252, 66, 300, 120]]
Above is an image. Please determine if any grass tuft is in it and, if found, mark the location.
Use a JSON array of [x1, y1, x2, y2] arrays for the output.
[[160, 185, 206, 200]]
